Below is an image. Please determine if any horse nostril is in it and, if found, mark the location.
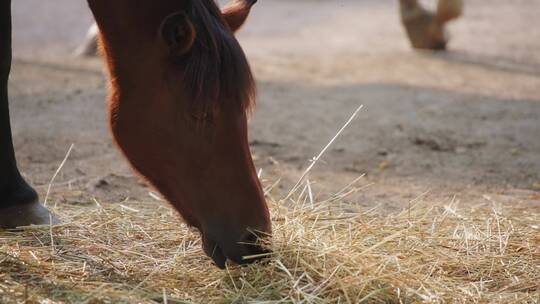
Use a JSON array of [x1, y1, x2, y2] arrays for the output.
[[240, 232, 258, 246], [237, 231, 271, 264]]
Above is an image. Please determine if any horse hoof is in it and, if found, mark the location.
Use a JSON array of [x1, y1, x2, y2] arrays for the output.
[[401, 9, 449, 50], [0, 201, 60, 229]]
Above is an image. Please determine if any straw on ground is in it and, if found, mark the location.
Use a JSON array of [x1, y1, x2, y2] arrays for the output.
[[1, 180, 538, 303]]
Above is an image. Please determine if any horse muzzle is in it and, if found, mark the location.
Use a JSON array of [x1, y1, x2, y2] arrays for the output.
[[202, 231, 270, 269]]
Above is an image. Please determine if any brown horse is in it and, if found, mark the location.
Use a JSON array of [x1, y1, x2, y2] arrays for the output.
[[0, 0, 270, 269]]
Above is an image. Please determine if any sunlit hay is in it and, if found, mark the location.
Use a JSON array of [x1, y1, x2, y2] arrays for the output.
[[1, 183, 538, 304]]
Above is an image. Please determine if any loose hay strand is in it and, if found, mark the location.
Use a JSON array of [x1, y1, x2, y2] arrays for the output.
[[44, 143, 75, 207], [286, 105, 364, 200]]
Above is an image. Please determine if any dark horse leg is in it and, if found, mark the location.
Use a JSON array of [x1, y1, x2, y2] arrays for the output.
[[0, 0, 58, 228]]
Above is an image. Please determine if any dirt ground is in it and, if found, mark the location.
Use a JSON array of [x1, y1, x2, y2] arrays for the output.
[[8, 0, 540, 213]]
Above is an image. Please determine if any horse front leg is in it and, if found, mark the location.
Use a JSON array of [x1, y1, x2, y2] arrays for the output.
[[0, 0, 58, 228], [399, 0, 463, 50], [222, 0, 258, 33]]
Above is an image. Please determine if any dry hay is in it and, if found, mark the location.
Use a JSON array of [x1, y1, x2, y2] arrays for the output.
[[0, 180, 539, 304]]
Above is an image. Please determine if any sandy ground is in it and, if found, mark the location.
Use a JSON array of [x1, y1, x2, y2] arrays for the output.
[[8, 0, 540, 212]]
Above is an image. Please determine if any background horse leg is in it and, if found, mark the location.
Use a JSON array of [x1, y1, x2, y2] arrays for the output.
[[74, 23, 98, 57], [0, 0, 58, 228], [399, 0, 463, 50]]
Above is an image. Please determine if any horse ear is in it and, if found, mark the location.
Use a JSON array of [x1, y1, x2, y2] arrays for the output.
[[159, 11, 196, 56]]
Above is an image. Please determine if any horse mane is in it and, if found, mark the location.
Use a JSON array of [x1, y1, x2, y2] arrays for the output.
[[177, 0, 255, 115]]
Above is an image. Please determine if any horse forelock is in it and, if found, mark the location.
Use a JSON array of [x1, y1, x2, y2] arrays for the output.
[[180, 0, 255, 116]]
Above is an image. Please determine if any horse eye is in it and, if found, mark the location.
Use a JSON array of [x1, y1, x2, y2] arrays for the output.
[[189, 113, 214, 125]]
